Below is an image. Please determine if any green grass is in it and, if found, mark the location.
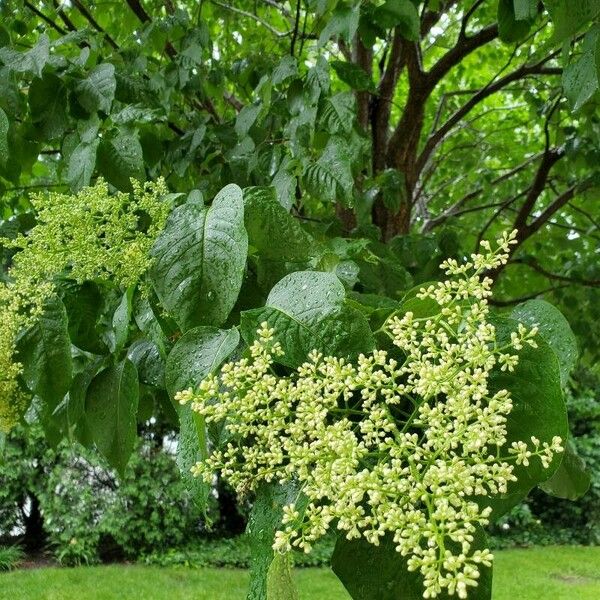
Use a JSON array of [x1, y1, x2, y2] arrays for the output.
[[0, 546, 599, 599]]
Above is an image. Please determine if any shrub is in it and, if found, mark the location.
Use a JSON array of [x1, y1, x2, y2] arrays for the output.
[[141, 534, 335, 569], [0, 426, 203, 565], [0, 545, 24, 571]]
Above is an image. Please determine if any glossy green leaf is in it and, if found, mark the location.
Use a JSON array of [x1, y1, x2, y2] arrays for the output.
[[85, 359, 139, 476], [266, 553, 298, 600], [332, 528, 492, 600], [244, 186, 316, 262], [511, 299, 578, 387], [319, 92, 355, 134], [17, 295, 73, 410], [240, 271, 375, 367], [236, 103, 261, 137], [498, 0, 535, 43], [127, 339, 165, 388], [67, 139, 99, 191], [165, 326, 240, 510], [75, 63, 116, 114], [28, 73, 69, 140], [485, 318, 569, 518], [546, 0, 600, 42], [0, 33, 49, 76], [272, 55, 298, 85], [318, 4, 360, 47], [373, 0, 420, 40], [61, 281, 107, 355], [165, 326, 240, 398], [331, 61, 375, 92], [68, 357, 107, 446], [562, 29, 599, 110], [97, 131, 145, 191], [539, 439, 591, 500], [304, 136, 354, 203], [150, 184, 248, 332], [247, 482, 303, 600], [111, 287, 134, 354], [513, 0, 538, 20]]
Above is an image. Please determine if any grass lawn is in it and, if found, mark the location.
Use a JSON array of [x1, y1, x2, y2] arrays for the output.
[[1, 546, 599, 599]]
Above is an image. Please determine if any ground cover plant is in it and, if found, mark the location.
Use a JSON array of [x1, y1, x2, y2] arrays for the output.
[[0, 1, 599, 599]]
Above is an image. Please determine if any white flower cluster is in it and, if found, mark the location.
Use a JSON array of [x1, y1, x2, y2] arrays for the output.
[[176, 231, 564, 599]]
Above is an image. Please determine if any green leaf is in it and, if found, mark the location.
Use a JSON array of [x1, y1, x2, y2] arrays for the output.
[[97, 131, 145, 190], [373, 0, 420, 41], [498, 0, 535, 43], [332, 528, 493, 600], [240, 271, 375, 368], [236, 103, 261, 138], [177, 408, 210, 511], [76, 63, 116, 114], [318, 3, 360, 47], [319, 92, 355, 135], [272, 55, 298, 85], [485, 318, 569, 518], [546, 0, 600, 42], [562, 29, 599, 110], [165, 326, 240, 399], [511, 299, 578, 387], [127, 339, 165, 388], [17, 295, 73, 410], [150, 184, 248, 331], [266, 553, 298, 600], [247, 482, 303, 600], [0, 107, 8, 166], [0, 33, 49, 76], [304, 136, 354, 203], [85, 359, 139, 476], [331, 61, 375, 92], [67, 139, 99, 191], [68, 358, 106, 446], [61, 281, 107, 354], [272, 156, 296, 211], [539, 438, 591, 500], [513, 0, 538, 20], [111, 287, 134, 354], [243, 186, 316, 263], [165, 326, 240, 511], [28, 73, 69, 140]]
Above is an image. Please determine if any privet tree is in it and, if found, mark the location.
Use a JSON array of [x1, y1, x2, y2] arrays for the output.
[[0, 1, 598, 598]]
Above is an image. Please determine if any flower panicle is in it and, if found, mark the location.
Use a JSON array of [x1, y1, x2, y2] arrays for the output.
[[180, 232, 563, 599]]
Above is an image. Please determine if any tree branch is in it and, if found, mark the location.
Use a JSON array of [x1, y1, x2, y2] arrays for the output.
[[24, 1, 67, 35], [210, 0, 292, 37], [371, 29, 404, 171], [489, 285, 569, 306], [421, 0, 460, 37], [524, 184, 576, 237], [423, 152, 543, 231], [71, 0, 119, 49], [427, 23, 498, 88], [511, 257, 600, 287], [512, 148, 565, 236], [417, 62, 561, 175], [52, 0, 78, 32], [355, 37, 373, 132]]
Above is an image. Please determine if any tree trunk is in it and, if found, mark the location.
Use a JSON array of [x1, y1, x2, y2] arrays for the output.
[[23, 494, 46, 552]]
